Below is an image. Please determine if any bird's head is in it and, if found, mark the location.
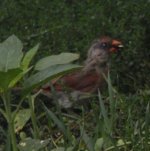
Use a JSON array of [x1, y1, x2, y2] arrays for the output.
[[87, 36, 123, 66], [99, 36, 123, 53]]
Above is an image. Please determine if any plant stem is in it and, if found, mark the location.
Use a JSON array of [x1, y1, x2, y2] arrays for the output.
[[2, 92, 18, 151], [28, 95, 39, 138]]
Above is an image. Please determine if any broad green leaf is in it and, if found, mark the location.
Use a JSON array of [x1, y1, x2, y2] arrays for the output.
[[24, 64, 81, 90], [0, 68, 22, 91], [94, 138, 104, 151], [8, 67, 32, 88], [0, 35, 23, 72], [35, 52, 80, 70], [14, 109, 31, 133], [21, 43, 39, 70], [18, 138, 49, 151]]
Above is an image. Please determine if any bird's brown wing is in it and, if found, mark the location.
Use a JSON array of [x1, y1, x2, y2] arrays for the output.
[[42, 65, 107, 93], [62, 72, 100, 92], [43, 73, 100, 92]]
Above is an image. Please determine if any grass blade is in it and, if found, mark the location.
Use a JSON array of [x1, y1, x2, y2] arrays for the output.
[[42, 103, 66, 136], [98, 90, 111, 133], [81, 126, 94, 151]]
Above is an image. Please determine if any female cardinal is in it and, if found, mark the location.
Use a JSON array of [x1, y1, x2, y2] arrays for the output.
[[41, 36, 123, 108]]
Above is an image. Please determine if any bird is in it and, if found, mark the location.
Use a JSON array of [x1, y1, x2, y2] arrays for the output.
[[41, 36, 123, 108]]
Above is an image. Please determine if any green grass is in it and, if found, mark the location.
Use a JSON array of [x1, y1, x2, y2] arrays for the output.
[[1, 73, 149, 150], [42, 80, 148, 150], [39, 80, 149, 151]]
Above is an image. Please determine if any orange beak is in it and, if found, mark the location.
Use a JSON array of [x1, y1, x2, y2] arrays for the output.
[[110, 39, 123, 53]]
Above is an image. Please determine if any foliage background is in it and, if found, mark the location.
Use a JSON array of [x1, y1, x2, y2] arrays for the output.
[[0, 0, 150, 92]]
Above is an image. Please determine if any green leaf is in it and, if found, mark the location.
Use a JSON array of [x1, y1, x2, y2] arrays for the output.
[[8, 67, 32, 88], [51, 147, 73, 151], [117, 139, 125, 146], [35, 52, 80, 70], [0, 68, 22, 91], [0, 35, 23, 72], [94, 138, 104, 151], [18, 138, 49, 151], [14, 109, 31, 133], [81, 128, 94, 151], [24, 64, 81, 90], [21, 43, 39, 70]]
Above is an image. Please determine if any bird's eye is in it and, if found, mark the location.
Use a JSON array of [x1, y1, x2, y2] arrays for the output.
[[100, 42, 109, 49], [93, 42, 110, 50]]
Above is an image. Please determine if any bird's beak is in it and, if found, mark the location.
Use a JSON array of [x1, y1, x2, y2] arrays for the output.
[[110, 39, 123, 53]]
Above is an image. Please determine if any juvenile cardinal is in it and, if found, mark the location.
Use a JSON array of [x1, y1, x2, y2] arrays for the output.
[[41, 36, 123, 108]]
